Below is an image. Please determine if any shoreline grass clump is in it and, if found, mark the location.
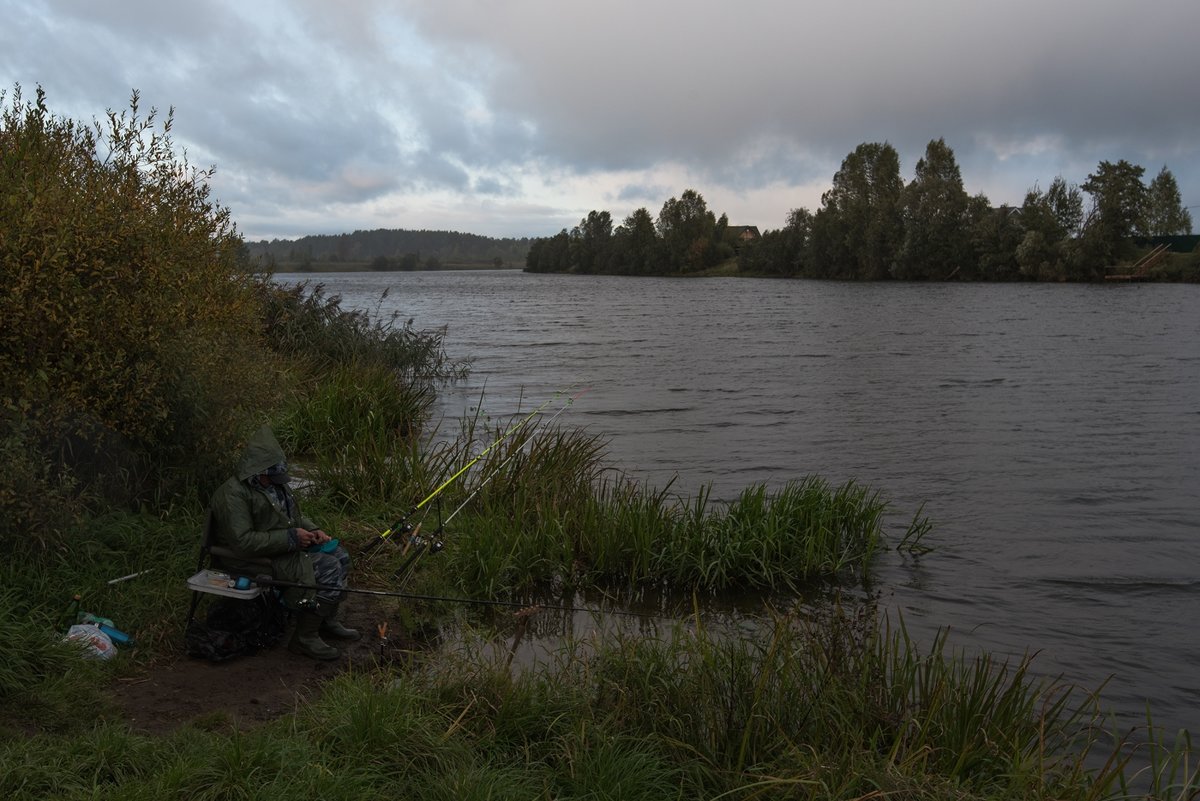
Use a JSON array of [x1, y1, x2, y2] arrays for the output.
[[435, 427, 892, 594]]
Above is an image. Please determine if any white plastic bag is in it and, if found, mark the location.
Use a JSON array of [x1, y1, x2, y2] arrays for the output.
[[64, 623, 117, 660]]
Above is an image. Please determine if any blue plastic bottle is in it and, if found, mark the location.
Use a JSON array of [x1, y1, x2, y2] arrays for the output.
[[97, 624, 135, 647]]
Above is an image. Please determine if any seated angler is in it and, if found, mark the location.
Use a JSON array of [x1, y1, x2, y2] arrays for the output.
[[209, 425, 359, 660]]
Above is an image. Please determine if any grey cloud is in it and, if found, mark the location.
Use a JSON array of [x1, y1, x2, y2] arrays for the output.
[[616, 183, 670, 205], [4, 0, 1198, 238], [402, 0, 1200, 201]]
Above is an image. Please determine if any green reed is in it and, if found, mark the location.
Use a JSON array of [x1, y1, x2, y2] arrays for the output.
[[262, 282, 468, 383], [440, 428, 891, 593], [652, 477, 888, 590], [272, 362, 461, 516]]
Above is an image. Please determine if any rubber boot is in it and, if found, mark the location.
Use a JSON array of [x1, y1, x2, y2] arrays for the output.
[[319, 601, 361, 641], [288, 611, 340, 660]]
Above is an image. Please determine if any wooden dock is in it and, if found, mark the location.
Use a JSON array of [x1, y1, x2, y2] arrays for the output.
[[1105, 243, 1171, 281]]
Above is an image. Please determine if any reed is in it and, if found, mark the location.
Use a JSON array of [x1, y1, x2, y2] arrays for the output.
[[560, 604, 1110, 798], [442, 440, 891, 593], [276, 361, 436, 452], [261, 282, 467, 382], [652, 477, 888, 590]]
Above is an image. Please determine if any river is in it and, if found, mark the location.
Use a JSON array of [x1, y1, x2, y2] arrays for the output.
[[283, 269, 1200, 736]]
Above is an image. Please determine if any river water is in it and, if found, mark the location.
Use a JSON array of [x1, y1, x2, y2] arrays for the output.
[[284, 270, 1200, 735]]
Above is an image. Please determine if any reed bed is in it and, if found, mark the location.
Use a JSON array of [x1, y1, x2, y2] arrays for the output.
[[434, 423, 892, 594], [261, 282, 467, 383], [272, 379, 897, 594]]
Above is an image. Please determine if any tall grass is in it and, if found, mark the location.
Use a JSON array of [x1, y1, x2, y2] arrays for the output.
[[2, 601, 1195, 799], [543, 604, 1126, 799], [264, 282, 469, 516], [438, 427, 891, 594], [261, 282, 467, 383]]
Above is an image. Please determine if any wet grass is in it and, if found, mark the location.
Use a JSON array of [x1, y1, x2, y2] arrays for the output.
[[3, 602, 1196, 800]]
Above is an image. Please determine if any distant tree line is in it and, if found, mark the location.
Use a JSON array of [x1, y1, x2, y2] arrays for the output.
[[526, 139, 1194, 281], [245, 228, 532, 270], [526, 189, 741, 276]]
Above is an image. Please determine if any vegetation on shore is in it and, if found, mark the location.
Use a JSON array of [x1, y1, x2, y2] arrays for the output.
[[526, 140, 1196, 282], [3, 86, 1198, 799]]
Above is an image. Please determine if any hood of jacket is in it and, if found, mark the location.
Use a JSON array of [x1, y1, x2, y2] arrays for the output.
[[235, 425, 287, 481]]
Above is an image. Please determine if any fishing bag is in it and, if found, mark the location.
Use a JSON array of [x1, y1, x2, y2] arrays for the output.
[[184, 594, 286, 662]]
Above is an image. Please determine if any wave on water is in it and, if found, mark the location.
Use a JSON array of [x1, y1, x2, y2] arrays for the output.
[[582, 407, 696, 416], [1040, 576, 1200, 592]]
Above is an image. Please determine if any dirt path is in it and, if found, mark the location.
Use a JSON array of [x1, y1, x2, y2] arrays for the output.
[[111, 598, 431, 735]]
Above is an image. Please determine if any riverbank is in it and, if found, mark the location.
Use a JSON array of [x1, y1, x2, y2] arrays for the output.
[[3, 408, 1196, 798]]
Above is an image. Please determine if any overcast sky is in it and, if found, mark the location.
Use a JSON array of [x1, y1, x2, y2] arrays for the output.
[[3, 0, 1197, 241]]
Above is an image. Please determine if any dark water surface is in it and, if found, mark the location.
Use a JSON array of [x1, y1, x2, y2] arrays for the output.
[[287, 270, 1200, 734]]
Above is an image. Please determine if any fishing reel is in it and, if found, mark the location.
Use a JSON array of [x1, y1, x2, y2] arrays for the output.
[[410, 532, 445, 553], [400, 524, 444, 554]]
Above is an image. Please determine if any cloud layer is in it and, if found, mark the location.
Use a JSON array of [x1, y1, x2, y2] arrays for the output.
[[3, 0, 1197, 239]]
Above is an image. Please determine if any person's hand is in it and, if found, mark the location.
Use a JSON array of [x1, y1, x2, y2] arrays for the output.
[[295, 527, 322, 548], [312, 529, 332, 545]]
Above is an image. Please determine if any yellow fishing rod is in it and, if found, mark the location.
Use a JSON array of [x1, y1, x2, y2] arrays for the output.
[[437, 386, 590, 533], [363, 387, 575, 554], [384, 386, 590, 585]]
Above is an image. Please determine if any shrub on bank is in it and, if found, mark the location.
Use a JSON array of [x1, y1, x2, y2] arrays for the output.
[[0, 86, 275, 532], [0, 87, 460, 542]]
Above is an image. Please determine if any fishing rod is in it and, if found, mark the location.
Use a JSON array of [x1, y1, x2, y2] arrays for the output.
[[437, 386, 590, 533], [248, 574, 669, 621], [363, 387, 576, 555], [384, 386, 590, 586]]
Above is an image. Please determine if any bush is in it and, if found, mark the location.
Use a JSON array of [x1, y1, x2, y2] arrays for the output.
[[259, 280, 465, 382], [0, 85, 277, 521], [0, 417, 87, 548]]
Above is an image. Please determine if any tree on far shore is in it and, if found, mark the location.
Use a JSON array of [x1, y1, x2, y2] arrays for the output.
[[811, 142, 904, 280], [894, 138, 971, 280], [526, 141, 1193, 281], [1144, 166, 1193, 236], [1079, 159, 1147, 267]]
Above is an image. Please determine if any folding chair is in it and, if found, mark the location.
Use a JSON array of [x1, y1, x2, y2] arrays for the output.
[[184, 510, 282, 656]]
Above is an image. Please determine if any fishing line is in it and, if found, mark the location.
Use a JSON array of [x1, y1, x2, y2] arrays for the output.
[[249, 574, 674, 621]]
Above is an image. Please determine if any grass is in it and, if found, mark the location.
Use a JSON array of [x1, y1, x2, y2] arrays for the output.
[[1, 159, 1194, 801], [30, 86, 1200, 799], [439, 448, 892, 594], [4, 601, 1195, 800], [1, 390, 1197, 800]]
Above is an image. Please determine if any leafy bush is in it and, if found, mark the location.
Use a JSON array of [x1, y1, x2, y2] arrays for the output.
[[0, 416, 88, 548], [262, 281, 469, 513], [0, 85, 277, 523]]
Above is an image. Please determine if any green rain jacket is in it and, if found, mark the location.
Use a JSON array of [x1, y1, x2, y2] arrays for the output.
[[209, 425, 318, 607]]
